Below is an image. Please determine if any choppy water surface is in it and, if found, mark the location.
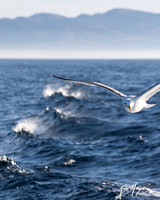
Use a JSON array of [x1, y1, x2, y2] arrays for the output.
[[0, 59, 160, 199]]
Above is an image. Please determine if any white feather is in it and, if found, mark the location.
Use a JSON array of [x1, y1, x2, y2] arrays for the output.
[[139, 83, 160, 101]]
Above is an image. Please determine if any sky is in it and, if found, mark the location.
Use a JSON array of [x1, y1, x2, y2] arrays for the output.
[[1, 0, 160, 19]]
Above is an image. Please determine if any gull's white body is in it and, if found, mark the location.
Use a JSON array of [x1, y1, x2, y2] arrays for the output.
[[51, 74, 159, 113], [122, 96, 155, 113]]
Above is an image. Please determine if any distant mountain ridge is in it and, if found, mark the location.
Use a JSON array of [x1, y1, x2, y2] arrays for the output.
[[1, 9, 160, 50]]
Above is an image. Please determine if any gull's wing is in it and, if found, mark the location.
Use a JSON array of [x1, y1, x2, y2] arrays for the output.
[[139, 83, 160, 101], [50, 74, 126, 97]]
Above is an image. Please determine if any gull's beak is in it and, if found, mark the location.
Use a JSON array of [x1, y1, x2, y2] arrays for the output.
[[128, 105, 132, 111]]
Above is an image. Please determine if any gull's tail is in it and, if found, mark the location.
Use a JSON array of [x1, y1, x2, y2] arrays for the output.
[[144, 103, 156, 109]]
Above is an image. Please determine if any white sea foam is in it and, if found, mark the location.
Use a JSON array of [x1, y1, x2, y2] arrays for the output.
[[0, 155, 17, 166], [43, 83, 84, 99], [43, 84, 56, 98], [13, 116, 49, 135], [54, 107, 63, 114], [13, 118, 38, 134], [63, 159, 76, 166], [0, 155, 26, 174], [54, 107, 76, 119]]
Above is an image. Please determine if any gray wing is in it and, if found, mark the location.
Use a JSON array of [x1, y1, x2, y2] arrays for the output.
[[139, 83, 160, 101], [50, 74, 126, 97]]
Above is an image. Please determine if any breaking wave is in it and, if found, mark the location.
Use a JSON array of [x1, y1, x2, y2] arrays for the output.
[[0, 155, 26, 174], [13, 116, 51, 135], [43, 83, 85, 99], [53, 107, 76, 119], [12, 106, 77, 136]]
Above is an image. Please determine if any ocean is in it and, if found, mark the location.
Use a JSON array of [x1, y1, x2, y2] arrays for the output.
[[0, 59, 160, 199]]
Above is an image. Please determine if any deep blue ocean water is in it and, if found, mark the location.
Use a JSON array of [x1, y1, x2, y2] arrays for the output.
[[0, 59, 160, 200]]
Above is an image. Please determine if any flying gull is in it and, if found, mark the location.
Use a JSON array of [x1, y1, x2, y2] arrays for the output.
[[50, 74, 160, 113]]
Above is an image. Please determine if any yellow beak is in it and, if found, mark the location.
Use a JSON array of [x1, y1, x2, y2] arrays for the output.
[[128, 105, 132, 111]]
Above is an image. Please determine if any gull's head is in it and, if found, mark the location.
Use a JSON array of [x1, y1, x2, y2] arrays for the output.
[[122, 98, 134, 113]]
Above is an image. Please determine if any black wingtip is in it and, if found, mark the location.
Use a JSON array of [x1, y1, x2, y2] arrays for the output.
[[50, 73, 63, 80], [50, 73, 56, 78]]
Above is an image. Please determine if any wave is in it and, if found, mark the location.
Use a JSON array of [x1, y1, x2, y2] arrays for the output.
[[53, 107, 76, 119], [13, 116, 50, 135], [43, 83, 85, 99], [12, 107, 77, 137], [0, 155, 26, 174]]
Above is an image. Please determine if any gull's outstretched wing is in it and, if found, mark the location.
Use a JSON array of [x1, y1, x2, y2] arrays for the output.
[[50, 74, 126, 97], [139, 83, 160, 101]]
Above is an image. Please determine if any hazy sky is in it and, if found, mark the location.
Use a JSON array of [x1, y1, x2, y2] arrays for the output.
[[1, 0, 160, 18]]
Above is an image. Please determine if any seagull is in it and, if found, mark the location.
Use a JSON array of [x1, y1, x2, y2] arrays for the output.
[[50, 74, 160, 113]]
